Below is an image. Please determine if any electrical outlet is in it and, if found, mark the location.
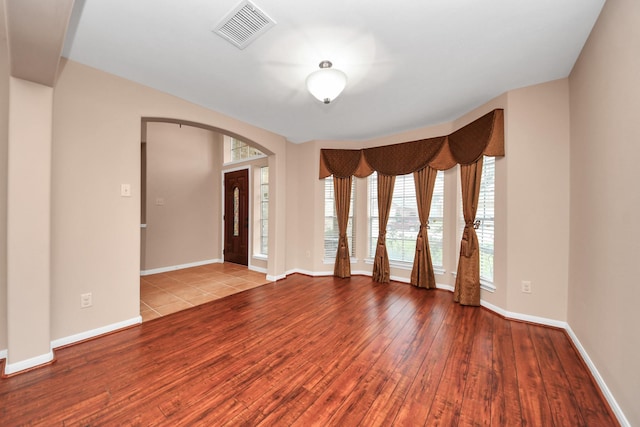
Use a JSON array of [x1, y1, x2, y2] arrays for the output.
[[120, 184, 131, 197], [80, 292, 93, 308], [521, 281, 532, 294]]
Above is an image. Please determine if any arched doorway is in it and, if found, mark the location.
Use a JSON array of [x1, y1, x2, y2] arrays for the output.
[[138, 119, 273, 321]]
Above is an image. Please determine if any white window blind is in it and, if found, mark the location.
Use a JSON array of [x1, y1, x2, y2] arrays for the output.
[[324, 178, 356, 260], [477, 156, 495, 283], [369, 173, 419, 263], [457, 157, 495, 283], [369, 172, 444, 266], [429, 171, 445, 269]]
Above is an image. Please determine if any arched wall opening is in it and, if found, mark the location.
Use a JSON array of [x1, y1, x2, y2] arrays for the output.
[[140, 118, 276, 277]]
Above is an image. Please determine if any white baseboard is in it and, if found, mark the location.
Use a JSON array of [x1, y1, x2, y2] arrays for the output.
[[351, 270, 372, 276], [2, 316, 142, 376], [436, 283, 455, 292], [284, 269, 415, 280], [266, 273, 287, 281], [140, 259, 222, 276], [284, 268, 380, 278], [3, 350, 54, 376], [248, 265, 267, 274], [50, 316, 142, 349], [285, 268, 332, 277], [565, 325, 630, 427], [284, 270, 451, 292], [480, 300, 567, 329], [389, 274, 410, 283]]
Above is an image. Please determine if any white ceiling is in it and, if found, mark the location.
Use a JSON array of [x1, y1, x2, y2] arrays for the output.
[[62, 0, 605, 143]]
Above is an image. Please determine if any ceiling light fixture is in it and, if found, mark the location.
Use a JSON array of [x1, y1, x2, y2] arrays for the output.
[[306, 60, 347, 104]]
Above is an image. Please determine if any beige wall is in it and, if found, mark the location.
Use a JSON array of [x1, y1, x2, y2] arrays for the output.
[[285, 141, 319, 272], [144, 123, 222, 270], [0, 0, 9, 352], [569, 0, 640, 424], [50, 59, 287, 341], [6, 77, 54, 365], [504, 80, 571, 321]]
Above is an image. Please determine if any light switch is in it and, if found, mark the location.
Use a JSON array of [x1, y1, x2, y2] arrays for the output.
[[120, 184, 132, 197]]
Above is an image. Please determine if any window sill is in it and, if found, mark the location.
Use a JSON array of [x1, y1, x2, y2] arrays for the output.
[[450, 272, 496, 293], [253, 254, 268, 261], [389, 260, 412, 270]]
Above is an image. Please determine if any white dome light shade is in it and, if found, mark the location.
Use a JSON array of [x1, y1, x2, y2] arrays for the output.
[[306, 61, 347, 104]]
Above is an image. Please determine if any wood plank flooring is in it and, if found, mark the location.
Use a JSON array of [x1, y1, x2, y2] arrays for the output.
[[0, 274, 618, 426]]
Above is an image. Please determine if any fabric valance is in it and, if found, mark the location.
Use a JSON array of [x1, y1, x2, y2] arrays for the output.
[[319, 109, 504, 178]]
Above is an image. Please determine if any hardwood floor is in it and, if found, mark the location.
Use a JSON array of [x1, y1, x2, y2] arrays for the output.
[[0, 275, 618, 426]]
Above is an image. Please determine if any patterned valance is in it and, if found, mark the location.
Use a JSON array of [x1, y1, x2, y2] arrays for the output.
[[319, 109, 504, 178]]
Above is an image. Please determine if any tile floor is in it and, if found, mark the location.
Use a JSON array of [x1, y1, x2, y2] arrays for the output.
[[140, 262, 271, 322]]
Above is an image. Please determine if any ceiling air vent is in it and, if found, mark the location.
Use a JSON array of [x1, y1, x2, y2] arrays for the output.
[[213, 0, 276, 49]]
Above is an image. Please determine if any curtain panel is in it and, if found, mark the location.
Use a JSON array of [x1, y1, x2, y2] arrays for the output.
[[454, 158, 484, 306], [410, 166, 438, 289], [371, 174, 395, 283], [333, 176, 353, 278]]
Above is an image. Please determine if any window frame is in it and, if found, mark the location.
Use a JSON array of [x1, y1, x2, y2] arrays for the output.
[[223, 136, 267, 165], [324, 177, 356, 262], [455, 157, 496, 292], [368, 172, 419, 267], [428, 170, 445, 272], [366, 171, 445, 271], [257, 166, 269, 257], [477, 156, 495, 286]]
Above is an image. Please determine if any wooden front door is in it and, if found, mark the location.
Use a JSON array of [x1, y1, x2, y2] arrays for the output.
[[224, 169, 249, 265]]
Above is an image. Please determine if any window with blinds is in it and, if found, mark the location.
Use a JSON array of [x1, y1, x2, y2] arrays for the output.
[[457, 157, 495, 283], [429, 171, 445, 269], [369, 173, 418, 263], [324, 178, 356, 260], [477, 156, 495, 283], [369, 172, 444, 265]]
